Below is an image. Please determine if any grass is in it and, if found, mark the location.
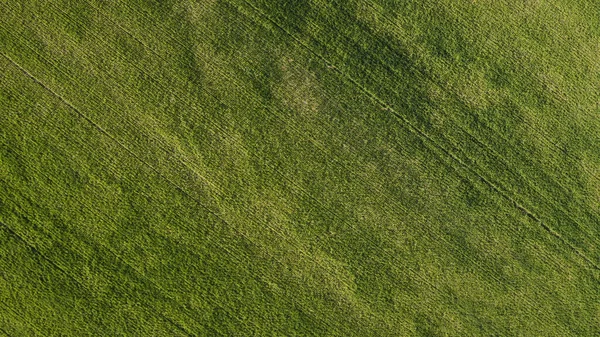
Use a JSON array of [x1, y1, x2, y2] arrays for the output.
[[1, 0, 600, 335]]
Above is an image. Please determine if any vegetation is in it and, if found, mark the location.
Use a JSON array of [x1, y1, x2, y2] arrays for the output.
[[1, 0, 600, 335]]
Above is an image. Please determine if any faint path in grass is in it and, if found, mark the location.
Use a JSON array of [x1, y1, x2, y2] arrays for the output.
[[83, 0, 559, 306], [0, 52, 203, 337], [0, 49, 339, 335], [353, 0, 600, 243], [236, 0, 600, 273], [0, 52, 198, 217], [0, 22, 357, 331]]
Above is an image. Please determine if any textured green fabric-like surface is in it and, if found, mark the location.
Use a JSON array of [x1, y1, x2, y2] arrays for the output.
[[1, 0, 600, 335]]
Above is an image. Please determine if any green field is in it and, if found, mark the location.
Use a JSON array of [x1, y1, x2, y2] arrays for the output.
[[1, 0, 600, 335]]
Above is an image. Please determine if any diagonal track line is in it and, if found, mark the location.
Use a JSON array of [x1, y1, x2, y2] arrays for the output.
[[0, 52, 193, 218], [0, 23, 354, 329], [0, 40, 420, 332], [338, 0, 600, 243], [0, 53, 197, 337], [351, 0, 600, 242], [87, 0, 583, 275], [236, 0, 600, 272], [0, 51, 287, 335], [1, 93, 282, 334]]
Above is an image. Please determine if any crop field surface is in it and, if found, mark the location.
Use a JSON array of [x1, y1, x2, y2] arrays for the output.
[[1, 0, 600, 336]]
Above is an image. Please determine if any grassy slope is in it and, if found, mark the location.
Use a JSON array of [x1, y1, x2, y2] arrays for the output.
[[1, 0, 600, 335]]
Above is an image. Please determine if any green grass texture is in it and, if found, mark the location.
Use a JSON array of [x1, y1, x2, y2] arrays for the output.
[[2, 0, 600, 335]]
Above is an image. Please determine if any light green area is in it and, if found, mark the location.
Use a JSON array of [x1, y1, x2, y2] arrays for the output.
[[1, 0, 600, 335]]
